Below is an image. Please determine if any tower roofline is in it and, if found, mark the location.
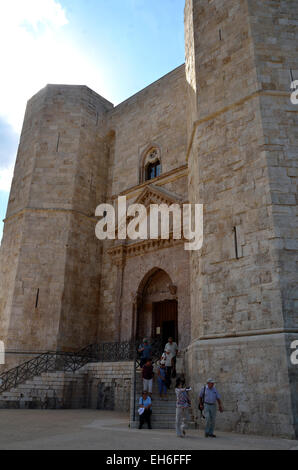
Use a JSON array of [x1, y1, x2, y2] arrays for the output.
[[112, 63, 185, 111], [28, 84, 114, 109]]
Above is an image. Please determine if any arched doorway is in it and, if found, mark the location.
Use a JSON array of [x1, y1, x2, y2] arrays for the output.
[[152, 299, 178, 347], [136, 268, 178, 348]]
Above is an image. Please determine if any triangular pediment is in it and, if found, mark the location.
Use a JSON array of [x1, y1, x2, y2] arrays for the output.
[[112, 184, 184, 249], [133, 184, 184, 207]]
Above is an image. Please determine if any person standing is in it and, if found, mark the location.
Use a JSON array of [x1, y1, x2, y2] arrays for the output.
[[157, 361, 167, 400], [138, 391, 152, 429], [175, 377, 191, 438], [138, 338, 152, 368], [199, 378, 223, 438], [164, 337, 178, 378], [142, 359, 154, 397], [164, 350, 173, 389]]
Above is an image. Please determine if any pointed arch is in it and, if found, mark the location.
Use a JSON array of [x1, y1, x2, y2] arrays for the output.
[[136, 268, 178, 344], [139, 144, 162, 183]]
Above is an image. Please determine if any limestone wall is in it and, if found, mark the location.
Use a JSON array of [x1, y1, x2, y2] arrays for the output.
[[0, 362, 133, 413], [185, 0, 298, 438], [0, 85, 114, 365], [97, 63, 189, 344], [106, 65, 187, 196], [83, 362, 133, 412], [247, 0, 298, 434], [185, 333, 295, 438]]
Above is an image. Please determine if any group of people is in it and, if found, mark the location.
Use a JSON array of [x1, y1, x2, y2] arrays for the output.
[[175, 377, 223, 438], [138, 337, 178, 398], [137, 337, 178, 429], [137, 337, 224, 437]]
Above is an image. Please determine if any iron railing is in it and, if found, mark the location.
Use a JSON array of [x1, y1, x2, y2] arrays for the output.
[[0, 338, 164, 406], [0, 341, 137, 394], [0, 347, 95, 394], [134, 337, 163, 367], [88, 342, 134, 362]]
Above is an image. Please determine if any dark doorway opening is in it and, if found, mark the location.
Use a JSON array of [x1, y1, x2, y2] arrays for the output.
[[162, 321, 176, 347], [152, 300, 178, 349]]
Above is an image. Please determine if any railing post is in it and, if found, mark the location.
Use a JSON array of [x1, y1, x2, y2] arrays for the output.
[[133, 347, 137, 423]]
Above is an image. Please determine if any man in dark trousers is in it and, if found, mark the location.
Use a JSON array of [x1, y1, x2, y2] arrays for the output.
[[138, 391, 152, 429]]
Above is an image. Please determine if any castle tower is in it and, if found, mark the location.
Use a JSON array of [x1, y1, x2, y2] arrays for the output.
[[185, 0, 298, 437], [0, 85, 113, 369]]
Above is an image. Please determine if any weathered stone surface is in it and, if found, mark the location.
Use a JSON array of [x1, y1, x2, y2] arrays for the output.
[[185, 0, 298, 439], [0, 0, 297, 439], [0, 362, 134, 412]]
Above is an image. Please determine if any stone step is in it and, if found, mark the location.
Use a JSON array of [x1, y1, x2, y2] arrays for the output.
[[131, 422, 196, 430], [135, 401, 176, 408], [151, 414, 176, 420]]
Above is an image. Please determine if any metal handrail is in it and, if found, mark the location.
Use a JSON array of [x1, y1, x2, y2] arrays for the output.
[[0, 341, 135, 394], [0, 338, 163, 405]]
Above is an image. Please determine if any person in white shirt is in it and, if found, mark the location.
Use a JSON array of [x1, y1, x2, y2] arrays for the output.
[[164, 337, 178, 378], [175, 377, 191, 438]]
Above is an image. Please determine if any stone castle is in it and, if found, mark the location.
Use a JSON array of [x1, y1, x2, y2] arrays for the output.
[[0, 0, 297, 438]]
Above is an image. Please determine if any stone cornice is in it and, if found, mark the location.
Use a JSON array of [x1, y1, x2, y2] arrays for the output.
[[186, 89, 291, 162], [108, 235, 185, 264], [3, 206, 98, 224], [111, 164, 188, 201]]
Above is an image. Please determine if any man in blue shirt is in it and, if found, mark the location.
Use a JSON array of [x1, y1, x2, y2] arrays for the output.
[[138, 338, 152, 368], [138, 391, 152, 429], [199, 378, 223, 438]]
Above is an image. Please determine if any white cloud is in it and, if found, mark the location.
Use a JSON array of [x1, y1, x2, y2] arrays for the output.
[[0, 0, 110, 134], [2, 0, 68, 31], [0, 0, 113, 197]]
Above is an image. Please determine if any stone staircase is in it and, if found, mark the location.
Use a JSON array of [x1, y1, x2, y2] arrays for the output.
[[130, 369, 196, 430], [0, 370, 87, 409], [0, 358, 197, 431]]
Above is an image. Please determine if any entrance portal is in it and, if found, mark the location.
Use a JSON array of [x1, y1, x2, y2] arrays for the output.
[[135, 268, 178, 346], [152, 300, 178, 348]]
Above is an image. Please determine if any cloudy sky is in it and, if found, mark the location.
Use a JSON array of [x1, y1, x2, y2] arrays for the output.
[[0, 0, 185, 241]]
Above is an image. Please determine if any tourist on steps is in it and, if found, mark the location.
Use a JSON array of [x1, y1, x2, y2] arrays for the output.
[[164, 349, 173, 389], [138, 391, 152, 430], [138, 338, 152, 368], [157, 360, 168, 400], [164, 337, 178, 378], [142, 358, 154, 397]]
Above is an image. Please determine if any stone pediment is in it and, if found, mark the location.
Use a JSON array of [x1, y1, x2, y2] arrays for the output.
[[114, 184, 184, 236], [109, 184, 185, 264], [133, 184, 184, 207]]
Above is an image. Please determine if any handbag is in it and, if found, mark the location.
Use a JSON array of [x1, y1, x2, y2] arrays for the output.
[[198, 385, 206, 419]]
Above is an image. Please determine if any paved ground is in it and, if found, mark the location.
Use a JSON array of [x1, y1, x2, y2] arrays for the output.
[[0, 409, 297, 450]]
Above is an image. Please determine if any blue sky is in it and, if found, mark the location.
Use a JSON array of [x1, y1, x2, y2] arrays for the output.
[[0, 0, 185, 242]]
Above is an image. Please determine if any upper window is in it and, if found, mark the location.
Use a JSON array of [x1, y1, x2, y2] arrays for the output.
[[146, 160, 161, 180], [144, 148, 161, 182]]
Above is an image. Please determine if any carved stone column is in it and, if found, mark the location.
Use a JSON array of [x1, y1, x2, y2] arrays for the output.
[[113, 245, 126, 342], [131, 291, 142, 344]]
